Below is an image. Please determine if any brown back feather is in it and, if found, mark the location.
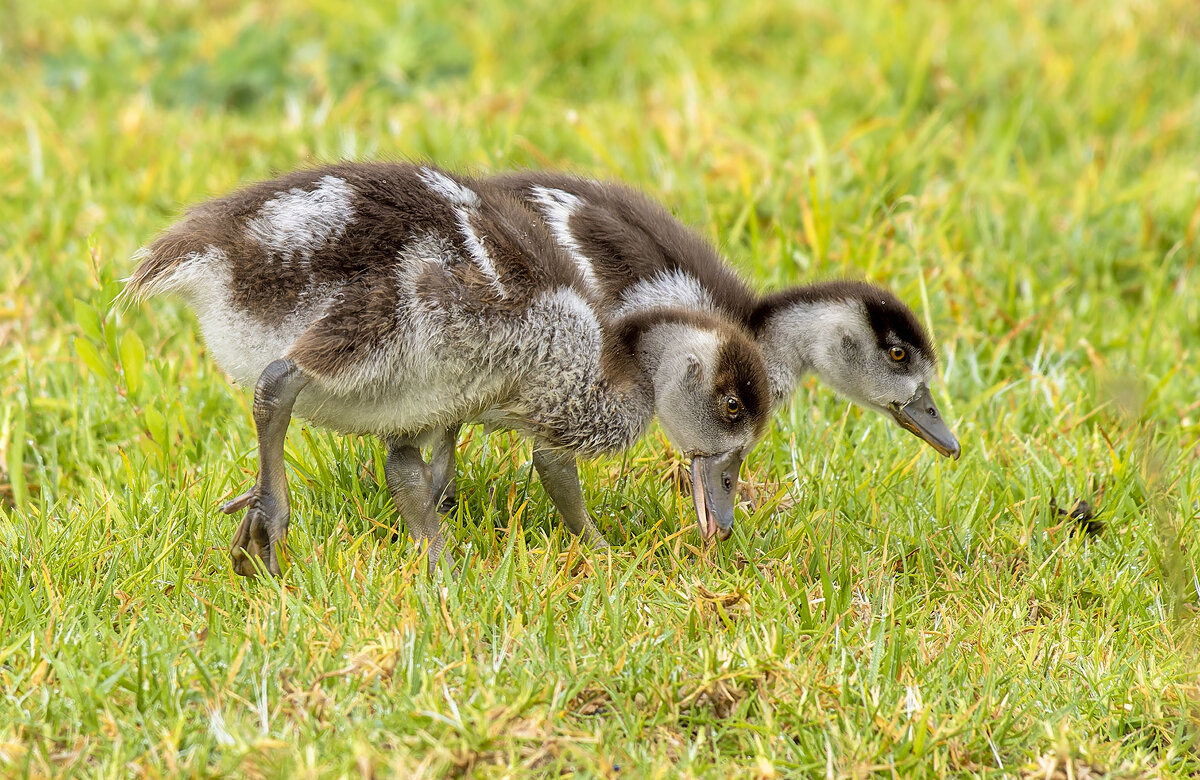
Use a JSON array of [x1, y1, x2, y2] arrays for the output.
[[492, 172, 760, 318]]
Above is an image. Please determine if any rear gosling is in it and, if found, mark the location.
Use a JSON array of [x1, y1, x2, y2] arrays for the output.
[[494, 171, 961, 458]]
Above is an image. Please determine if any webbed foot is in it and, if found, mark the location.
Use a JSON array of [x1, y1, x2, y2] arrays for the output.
[[223, 486, 288, 577]]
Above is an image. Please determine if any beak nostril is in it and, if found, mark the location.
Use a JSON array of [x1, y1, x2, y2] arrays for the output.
[[927, 407, 937, 418]]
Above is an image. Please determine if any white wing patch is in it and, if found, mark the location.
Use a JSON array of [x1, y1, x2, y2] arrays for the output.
[[610, 269, 716, 319], [454, 208, 502, 289], [245, 175, 355, 265], [529, 185, 600, 292], [418, 167, 505, 297], [417, 167, 480, 208]]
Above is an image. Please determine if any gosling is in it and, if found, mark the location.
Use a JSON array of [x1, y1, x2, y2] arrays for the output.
[[494, 171, 961, 459], [126, 163, 771, 576]]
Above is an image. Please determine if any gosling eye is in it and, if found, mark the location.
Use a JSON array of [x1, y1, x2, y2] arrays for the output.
[[889, 346, 907, 362], [723, 396, 741, 420]]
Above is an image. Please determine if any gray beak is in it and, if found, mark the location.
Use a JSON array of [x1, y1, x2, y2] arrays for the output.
[[690, 450, 744, 542], [889, 385, 961, 459]]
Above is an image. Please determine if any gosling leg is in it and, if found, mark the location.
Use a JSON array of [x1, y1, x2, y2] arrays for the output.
[[385, 438, 453, 574], [429, 425, 460, 515], [222, 358, 310, 577], [532, 446, 609, 548]]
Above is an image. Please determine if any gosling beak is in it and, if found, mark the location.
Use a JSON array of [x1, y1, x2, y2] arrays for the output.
[[888, 385, 961, 459], [690, 450, 744, 541]]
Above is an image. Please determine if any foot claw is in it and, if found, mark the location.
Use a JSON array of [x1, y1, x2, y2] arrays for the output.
[[224, 486, 287, 578]]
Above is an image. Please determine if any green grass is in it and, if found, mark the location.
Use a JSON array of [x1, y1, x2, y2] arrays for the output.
[[2, 0, 1199, 775]]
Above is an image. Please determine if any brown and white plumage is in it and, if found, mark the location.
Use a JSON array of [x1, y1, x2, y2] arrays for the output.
[[492, 171, 961, 459], [128, 162, 770, 576]]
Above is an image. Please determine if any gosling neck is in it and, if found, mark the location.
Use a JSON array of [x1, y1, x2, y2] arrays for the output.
[[752, 296, 865, 407]]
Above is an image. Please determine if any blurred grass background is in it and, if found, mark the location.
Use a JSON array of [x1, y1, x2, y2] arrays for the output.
[[1, 0, 1198, 776]]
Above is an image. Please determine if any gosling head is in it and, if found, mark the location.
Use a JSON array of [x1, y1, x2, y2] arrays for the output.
[[785, 282, 961, 459], [624, 310, 771, 541]]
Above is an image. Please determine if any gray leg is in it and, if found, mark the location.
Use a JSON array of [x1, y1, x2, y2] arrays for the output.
[[532, 447, 608, 548], [222, 359, 310, 577], [385, 438, 453, 574], [429, 425, 460, 515]]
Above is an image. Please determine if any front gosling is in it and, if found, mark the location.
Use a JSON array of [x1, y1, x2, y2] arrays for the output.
[[126, 163, 771, 576]]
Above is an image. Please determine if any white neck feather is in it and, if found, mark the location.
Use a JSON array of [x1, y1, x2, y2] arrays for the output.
[[757, 299, 866, 405]]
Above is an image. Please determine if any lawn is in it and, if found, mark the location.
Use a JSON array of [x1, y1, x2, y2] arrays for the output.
[[2, 0, 1199, 776]]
